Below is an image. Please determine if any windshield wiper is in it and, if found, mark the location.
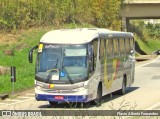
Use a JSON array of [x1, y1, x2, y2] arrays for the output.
[[46, 57, 59, 83], [55, 57, 58, 68]]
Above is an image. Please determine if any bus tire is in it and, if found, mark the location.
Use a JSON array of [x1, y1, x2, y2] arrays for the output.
[[118, 77, 126, 95], [91, 84, 102, 106], [49, 101, 58, 105]]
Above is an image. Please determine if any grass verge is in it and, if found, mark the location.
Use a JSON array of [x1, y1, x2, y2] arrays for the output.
[[135, 34, 160, 54], [0, 29, 45, 94]]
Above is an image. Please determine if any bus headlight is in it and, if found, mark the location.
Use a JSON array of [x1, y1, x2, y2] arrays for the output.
[[35, 81, 44, 87], [78, 82, 88, 89]]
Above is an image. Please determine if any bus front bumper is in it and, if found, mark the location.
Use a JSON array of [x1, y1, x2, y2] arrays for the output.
[[35, 94, 88, 102]]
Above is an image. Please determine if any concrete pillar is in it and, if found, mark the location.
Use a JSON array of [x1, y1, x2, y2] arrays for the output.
[[126, 18, 129, 32], [122, 17, 129, 32], [122, 17, 127, 32]]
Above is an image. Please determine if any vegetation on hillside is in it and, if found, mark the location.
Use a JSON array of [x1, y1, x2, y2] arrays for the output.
[[129, 20, 160, 54], [0, 0, 124, 32], [0, 28, 44, 94], [146, 23, 160, 39]]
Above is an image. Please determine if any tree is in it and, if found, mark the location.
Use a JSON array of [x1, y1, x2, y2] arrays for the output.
[[0, 0, 124, 32]]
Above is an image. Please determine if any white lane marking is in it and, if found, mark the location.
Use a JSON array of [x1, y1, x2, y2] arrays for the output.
[[25, 93, 35, 96], [146, 102, 160, 110], [136, 56, 160, 110], [20, 96, 34, 99], [0, 93, 35, 107], [0, 98, 35, 106], [136, 56, 160, 68], [6, 99, 22, 102]]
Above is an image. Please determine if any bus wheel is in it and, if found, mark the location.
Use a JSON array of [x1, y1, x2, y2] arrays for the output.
[[49, 101, 58, 106], [91, 85, 102, 106], [118, 78, 126, 95]]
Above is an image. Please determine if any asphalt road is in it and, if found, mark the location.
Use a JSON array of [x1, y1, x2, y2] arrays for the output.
[[0, 56, 160, 117]]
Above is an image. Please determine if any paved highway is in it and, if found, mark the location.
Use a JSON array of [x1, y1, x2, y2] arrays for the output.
[[0, 56, 160, 116]]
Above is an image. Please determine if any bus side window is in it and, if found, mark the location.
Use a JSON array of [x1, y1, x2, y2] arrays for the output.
[[106, 39, 113, 57], [130, 38, 134, 50], [125, 38, 130, 54], [104, 40, 106, 58], [88, 44, 94, 72], [100, 38, 105, 60], [113, 38, 119, 57], [117, 39, 120, 56], [119, 38, 125, 56], [92, 38, 98, 70]]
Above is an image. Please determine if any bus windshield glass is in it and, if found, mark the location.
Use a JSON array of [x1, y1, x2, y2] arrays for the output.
[[36, 44, 88, 84]]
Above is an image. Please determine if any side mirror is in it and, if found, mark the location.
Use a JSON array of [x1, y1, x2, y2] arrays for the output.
[[131, 49, 134, 55], [29, 45, 38, 63]]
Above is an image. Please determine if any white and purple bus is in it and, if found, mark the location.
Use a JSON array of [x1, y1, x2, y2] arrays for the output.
[[29, 28, 135, 106]]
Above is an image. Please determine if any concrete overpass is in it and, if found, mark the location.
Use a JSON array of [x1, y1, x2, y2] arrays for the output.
[[120, 0, 160, 31]]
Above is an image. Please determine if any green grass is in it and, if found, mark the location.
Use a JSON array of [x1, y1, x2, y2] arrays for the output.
[[135, 35, 152, 54], [0, 24, 95, 94], [135, 34, 160, 54], [146, 40, 160, 52], [0, 29, 46, 94]]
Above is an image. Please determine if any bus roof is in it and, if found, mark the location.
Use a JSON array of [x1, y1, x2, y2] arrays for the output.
[[40, 28, 134, 44]]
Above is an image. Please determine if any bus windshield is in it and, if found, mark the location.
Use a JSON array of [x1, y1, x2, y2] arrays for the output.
[[36, 44, 88, 84]]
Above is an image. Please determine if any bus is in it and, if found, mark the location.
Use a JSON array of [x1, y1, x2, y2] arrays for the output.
[[29, 28, 135, 106]]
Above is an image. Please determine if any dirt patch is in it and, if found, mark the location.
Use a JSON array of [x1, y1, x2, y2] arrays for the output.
[[0, 66, 10, 75], [0, 33, 18, 44], [3, 49, 14, 56]]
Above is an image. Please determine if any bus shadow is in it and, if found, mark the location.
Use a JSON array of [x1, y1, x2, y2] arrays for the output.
[[101, 87, 139, 103], [38, 87, 139, 109]]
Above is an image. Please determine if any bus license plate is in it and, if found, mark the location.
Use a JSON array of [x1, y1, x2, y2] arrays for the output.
[[54, 96, 64, 100]]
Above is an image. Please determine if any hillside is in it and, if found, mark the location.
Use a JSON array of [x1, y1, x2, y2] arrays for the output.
[[0, 27, 45, 94]]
